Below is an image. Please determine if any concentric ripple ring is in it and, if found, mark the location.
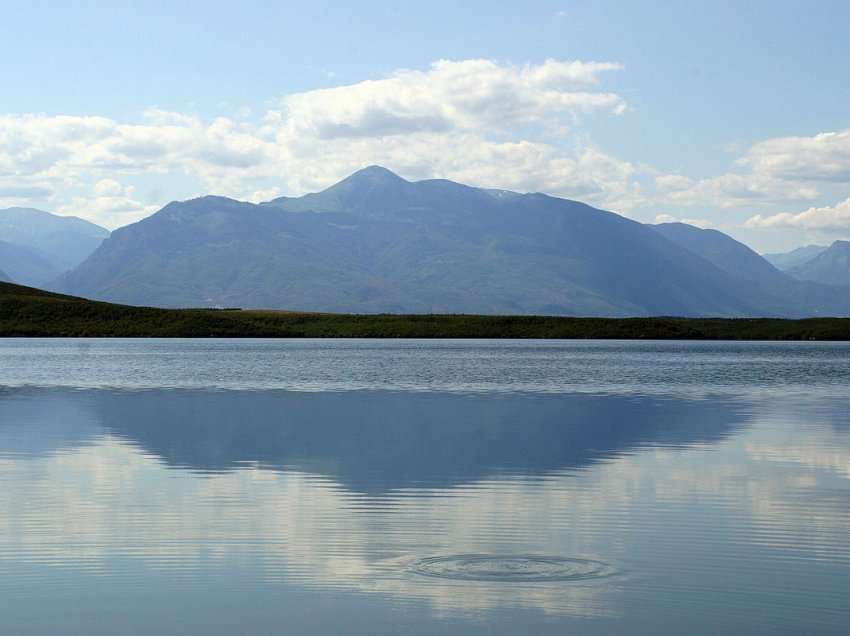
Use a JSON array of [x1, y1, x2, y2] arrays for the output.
[[408, 554, 616, 582]]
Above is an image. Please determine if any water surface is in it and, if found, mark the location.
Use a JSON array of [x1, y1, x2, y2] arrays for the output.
[[1, 339, 849, 634]]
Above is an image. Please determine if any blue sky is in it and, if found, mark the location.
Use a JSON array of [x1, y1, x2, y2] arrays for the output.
[[2, 0, 850, 251]]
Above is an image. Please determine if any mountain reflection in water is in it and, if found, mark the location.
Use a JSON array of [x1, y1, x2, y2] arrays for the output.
[[1, 384, 849, 635]]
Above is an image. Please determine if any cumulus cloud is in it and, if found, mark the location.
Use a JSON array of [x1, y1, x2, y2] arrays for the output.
[[0, 112, 271, 176], [654, 213, 714, 228], [0, 58, 637, 227], [0, 183, 53, 199], [280, 58, 626, 141], [742, 129, 850, 183], [93, 178, 126, 197], [12, 56, 850, 237], [648, 128, 850, 217], [745, 196, 850, 230], [654, 172, 820, 209], [0, 175, 55, 207], [4, 52, 850, 243], [58, 179, 159, 227]]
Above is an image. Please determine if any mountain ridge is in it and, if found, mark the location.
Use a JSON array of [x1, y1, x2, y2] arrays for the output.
[[764, 244, 828, 271], [53, 166, 850, 317], [0, 207, 109, 278], [0, 240, 62, 287], [789, 240, 850, 286], [651, 222, 785, 284]]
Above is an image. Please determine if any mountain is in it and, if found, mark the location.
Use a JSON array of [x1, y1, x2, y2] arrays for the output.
[[650, 222, 850, 313], [652, 222, 785, 285], [764, 244, 828, 271], [0, 268, 9, 282], [0, 207, 109, 274], [56, 166, 850, 317], [0, 240, 62, 287], [789, 241, 850, 286]]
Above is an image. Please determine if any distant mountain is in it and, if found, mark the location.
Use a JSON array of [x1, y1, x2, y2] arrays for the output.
[[651, 222, 850, 314], [0, 240, 62, 287], [55, 166, 850, 316], [652, 222, 785, 285], [0, 268, 9, 282], [764, 244, 828, 271], [0, 207, 109, 274], [789, 241, 850, 286]]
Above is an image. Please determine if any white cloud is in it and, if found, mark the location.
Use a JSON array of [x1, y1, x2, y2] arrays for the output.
[[742, 129, 850, 183], [2, 50, 848, 245], [248, 186, 282, 203], [58, 179, 158, 227], [0, 58, 637, 227], [745, 196, 850, 230], [260, 132, 645, 213], [93, 178, 125, 197], [0, 181, 53, 200], [648, 128, 850, 218], [654, 213, 714, 229], [281, 58, 625, 141], [0, 174, 56, 208], [9, 57, 850, 239], [654, 172, 820, 209]]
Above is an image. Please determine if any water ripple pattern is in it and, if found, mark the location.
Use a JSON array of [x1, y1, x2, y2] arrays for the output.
[[2, 338, 850, 398], [408, 555, 617, 582]]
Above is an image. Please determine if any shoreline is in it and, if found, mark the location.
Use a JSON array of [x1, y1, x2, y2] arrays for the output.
[[4, 282, 850, 340]]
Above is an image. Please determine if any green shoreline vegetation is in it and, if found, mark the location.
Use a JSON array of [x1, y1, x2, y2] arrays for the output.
[[3, 281, 850, 340]]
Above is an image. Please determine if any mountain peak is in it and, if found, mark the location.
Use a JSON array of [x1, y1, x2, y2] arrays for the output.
[[353, 165, 405, 179], [337, 165, 408, 188], [0, 206, 109, 235], [0, 207, 110, 285], [788, 239, 850, 286]]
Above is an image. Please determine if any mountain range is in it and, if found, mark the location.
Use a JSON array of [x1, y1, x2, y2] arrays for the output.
[[0, 208, 109, 286], [764, 244, 828, 271], [787, 240, 850, 286], [47, 166, 850, 317], [2, 167, 849, 317]]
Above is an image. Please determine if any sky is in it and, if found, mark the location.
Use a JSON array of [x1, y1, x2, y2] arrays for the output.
[[1, 0, 850, 252]]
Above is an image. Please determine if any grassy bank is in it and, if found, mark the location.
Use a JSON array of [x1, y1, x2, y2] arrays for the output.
[[3, 281, 850, 339]]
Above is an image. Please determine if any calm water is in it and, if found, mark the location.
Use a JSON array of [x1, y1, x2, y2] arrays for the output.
[[1, 339, 849, 635]]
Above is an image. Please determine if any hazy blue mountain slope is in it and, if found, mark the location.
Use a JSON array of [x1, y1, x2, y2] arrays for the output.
[[0, 240, 62, 287], [789, 241, 850, 286], [56, 167, 850, 316], [0, 207, 109, 273], [652, 222, 784, 284], [652, 222, 850, 315], [0, 268, 9, 282], [764, 244, 827, 271]]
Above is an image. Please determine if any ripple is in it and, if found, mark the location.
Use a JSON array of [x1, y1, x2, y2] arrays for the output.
[[408, 554, 616, 582]]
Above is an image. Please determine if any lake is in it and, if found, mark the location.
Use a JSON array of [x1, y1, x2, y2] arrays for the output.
[[1, 339, 849, 634]]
